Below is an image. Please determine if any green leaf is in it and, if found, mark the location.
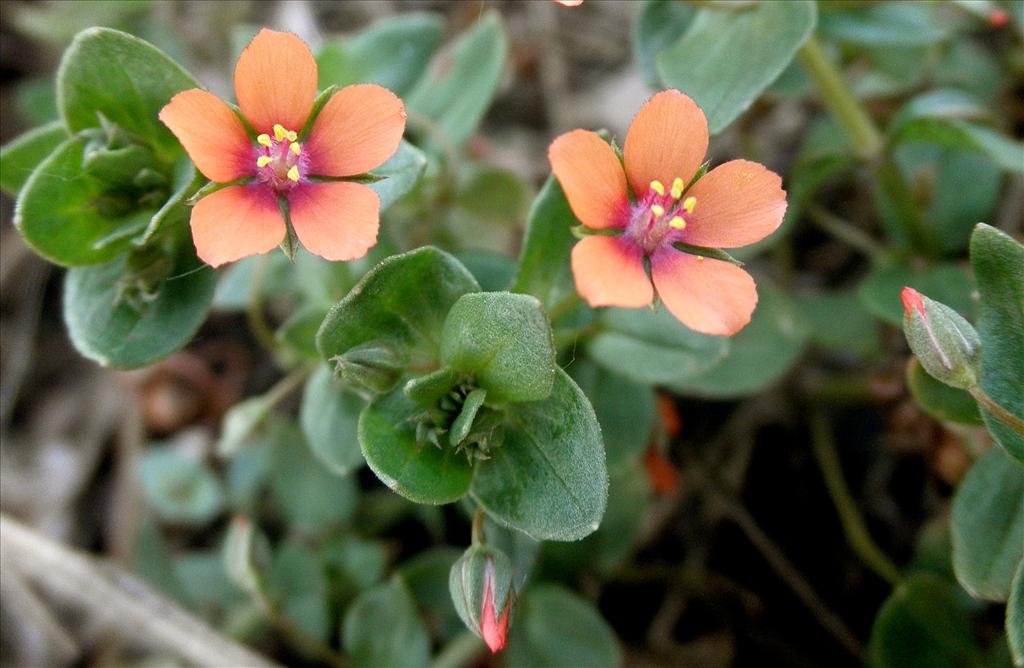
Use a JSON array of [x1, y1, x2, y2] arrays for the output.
[[632, 0, 695, 88], [441, 292, 556, 403], [589, 307, 729, 386], [542, 463, 653, 577], [267, 420, 358, 533], [1010, 560, 1024, 666], [277, 305, 326, 360], [57, 27, 197, 160], [571, 362, 654, 471], [342, 578, 431, 668], [868, 573, 982, 668], [300, 365, 365, 476], [471, 369, 607, 542], [139, 445, 225, 526], [512, 176, 577, 313], [655, 1, 816, 133], [317, 247, 480, 384], [820, 2, 948, 46], [319, 534, 388, 598], [456, 166, 533, 225], [889, 91, 1024, 174], [217, 397, 271, 457], [15, 77, 59, 124], [406, 11, 507, 150], [15, 136, 154, 266], [63, 237, 216, 369], [454, 249, 517, 293], [449, 388, 487, 447], [174, 549, 246, 612], [398, 547, 466, 642], [367, 140, 428, 211], [316, 12, 444, 96], [0, 121, 66, 196], [134, 156, 200, 247], [359, 387, 474, 504], [505, 584, 621, 668], [267, 539, 329, 642], [971, 224, 1024, 463], [906, 359, 982, 426], [858, 262, 974, 327], [798, 289, 882, 359], [669, 283, 807, 399], [951, 447, 1024, 602]]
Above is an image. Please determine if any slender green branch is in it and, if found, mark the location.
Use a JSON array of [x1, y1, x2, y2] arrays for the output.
[[471, 508, 486, 547], [262, 363, 316, 410], [806, 205, 886, 260], [797, 37, 883, 161], [808, 410, 902, 586], [969, 387, 1024, 435]]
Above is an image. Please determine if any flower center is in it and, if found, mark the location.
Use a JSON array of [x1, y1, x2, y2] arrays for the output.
[[626, 177, 697, 254], [254, 124, 307, 193]]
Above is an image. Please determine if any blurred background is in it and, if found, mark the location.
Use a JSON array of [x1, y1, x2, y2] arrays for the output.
[[1, 1, 1022, 667]]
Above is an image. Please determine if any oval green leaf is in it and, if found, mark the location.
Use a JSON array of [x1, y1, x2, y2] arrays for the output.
[[441, 292, 556, 403], [655, 0, 816, 134], [512, 176, 577, 313], [63, 237, 216, 369], [471, 368, 607, 542], [951, 447, 1024, 602], [342, 578, 431, 668], [971, 224, 1024, 463], [571, 361, 654, 472], [57, 27, 197, 160], [300, 365, 365, 476], [589, 306, 729, 386], [505, 584, 621, 668], [359, 386, 474, 505], [367, 139, 428, 211], [0, 120, 66, 196]]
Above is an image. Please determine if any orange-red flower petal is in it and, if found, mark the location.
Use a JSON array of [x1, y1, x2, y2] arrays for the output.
[[190, 185, 285, 267], [159, 89, 253, 183], [623, 90, 708, 200], [304, 84, 407, 177], [681, 160, 786, 249], [571, 236, 653, 308], [550, 129, 630, 230], [234, 28, 317, 135], [287, 181, 380, 262], [650, 249, 757, 336]]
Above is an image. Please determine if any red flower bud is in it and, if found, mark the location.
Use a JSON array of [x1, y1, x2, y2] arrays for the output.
[[480, 560, 513, 652], [900, 287, 980, 390], [989, 9, 1009, 27]]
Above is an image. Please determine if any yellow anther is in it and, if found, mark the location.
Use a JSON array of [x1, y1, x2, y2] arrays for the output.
[[256, 155, 273, 167], [273, 124, 289, 141], [649, 180, 665, 196], [651, 204, 665, 217], [669, 216, 686, 230], [286, 130, 297, 142], [697, 256, 705, 262], [683, 196, 697, 214], [670, 177, 685, 199], [257, 134, 272, 147], [290, 142, 302, 156], [287, 165, 300, 182]]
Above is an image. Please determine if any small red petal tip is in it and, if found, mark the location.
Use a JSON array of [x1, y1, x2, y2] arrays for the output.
[[900, 287, 926, 318], [989, 9, 1009, 27]]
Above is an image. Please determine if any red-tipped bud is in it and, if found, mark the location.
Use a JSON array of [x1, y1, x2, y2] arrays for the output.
[[900, 287, 981, 390], [644, 446, 681, 495], [989, 9, 1009, 27], [449, 545, 515, 653]]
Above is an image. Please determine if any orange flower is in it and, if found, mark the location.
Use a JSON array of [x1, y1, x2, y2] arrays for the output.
[[549, 90, 786, 336], [159, 29, 407, 267]]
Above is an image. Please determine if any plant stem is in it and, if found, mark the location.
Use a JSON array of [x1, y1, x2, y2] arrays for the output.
[[247, 254, 281, 356], [808, 410, 903, 586], [806, 205, 886, 260], [798, 36, 933, 256], [969, 386, 1024, 435], [797, 37, 883, 161], [262, 363, 316, 410], [471, 508, 486, 546]]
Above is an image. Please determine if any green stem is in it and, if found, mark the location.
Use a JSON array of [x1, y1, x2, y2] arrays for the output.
[[255, 591, 351, 668], [797, 37, 883, 161], [806, 205, 886, 260], [969, 387, 1024, 435], [471, 509, 486, 547], [808, 409, 903, 587], [247, 254, 280, 356], [263, 364, 316, 409]]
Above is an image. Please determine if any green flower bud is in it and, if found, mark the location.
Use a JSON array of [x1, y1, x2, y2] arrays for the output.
[[449, 544, 514, 653], [330, 341, 404, 394], [901, 287, 981, 390]]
